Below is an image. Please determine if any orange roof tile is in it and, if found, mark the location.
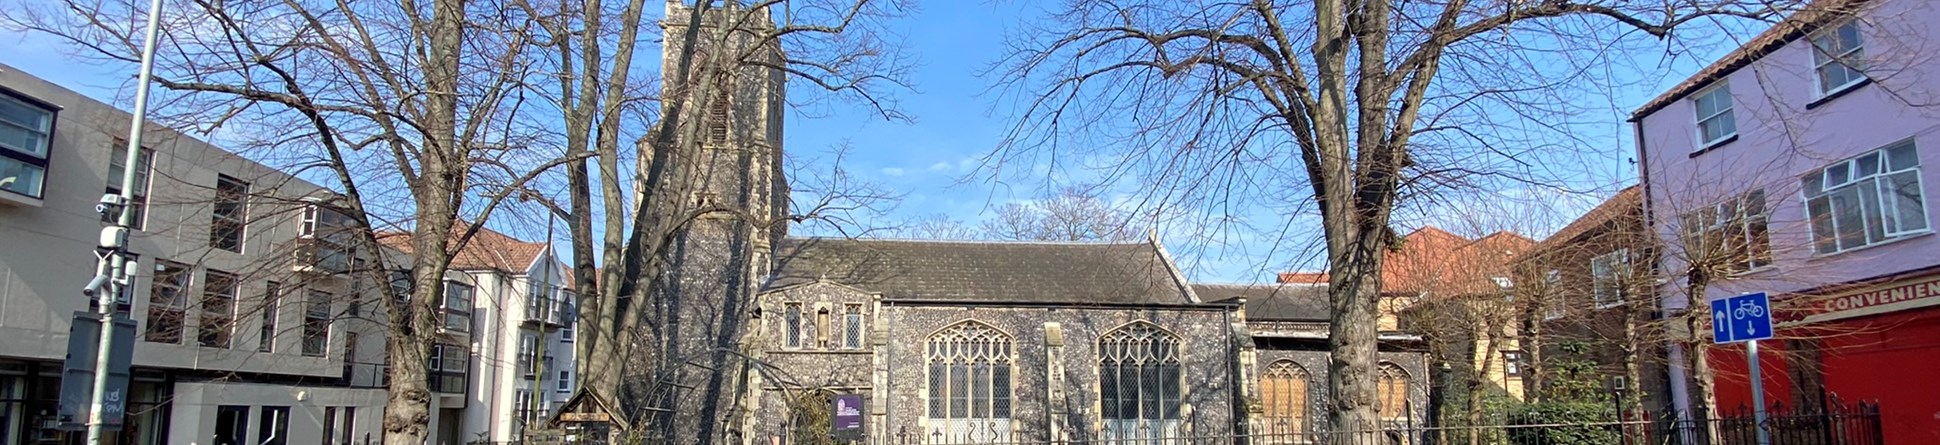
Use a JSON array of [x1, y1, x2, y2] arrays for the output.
[[1382, 227, 1534, 297], [1276, 272, 1330, 285], [1533, 186, 1644, 253], [380, 223, 550, 274]]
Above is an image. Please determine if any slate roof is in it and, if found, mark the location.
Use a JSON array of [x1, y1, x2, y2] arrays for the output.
[[766, 237, 1197, 305], [1630, 0, 1866, 120], [1195, 284, 1330, 322]]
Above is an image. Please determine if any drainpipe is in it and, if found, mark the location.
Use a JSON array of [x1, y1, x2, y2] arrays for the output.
[[1634, 115, 1695, 419]]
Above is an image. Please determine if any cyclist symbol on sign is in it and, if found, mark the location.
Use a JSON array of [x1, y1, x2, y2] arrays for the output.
[[1734, 300, 1766, 320]]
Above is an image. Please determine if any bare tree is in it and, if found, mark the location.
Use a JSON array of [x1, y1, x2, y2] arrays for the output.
[[4, 0, 592, 441], [895, 213, 981, 240], [980, 185, 1149, 242], [554, 1, 911, 441], [989, 0, 1792, 432]]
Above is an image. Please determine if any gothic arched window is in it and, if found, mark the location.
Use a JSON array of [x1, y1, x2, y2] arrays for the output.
[[1259, 360, 1312, 441], [926, 321, 1013, 444], [1099, 322, 1183, 444], [1377, 362, 1410, 421]]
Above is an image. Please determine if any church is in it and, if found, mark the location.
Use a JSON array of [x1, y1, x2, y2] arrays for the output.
[[555, 3, 1428, 444]]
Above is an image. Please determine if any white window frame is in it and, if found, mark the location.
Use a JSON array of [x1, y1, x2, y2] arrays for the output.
[[144, 260, 192, 344], [302, 290, 332, 357], [1804, 139, 1929, 255], [557, 369, 573, 392], [519, 334, 538, 378], [198, 269, 239, 349], [1591, 249, 1631, 309], [1811, 21, 1867, 97], [0, 91, 54, 199], [1692, 81, 1736, 149], [1682, 190, 1774, 274], [259, 281, 280, 353], [1541, 269, 1565, 321], [211, 175, 250, 253], [442, 281, 474, 333], [105, 144, 152, 229], [560, 296, 577, 343]]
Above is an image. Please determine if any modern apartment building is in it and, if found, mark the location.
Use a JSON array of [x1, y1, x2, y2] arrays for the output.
[[0, 63, 389, 444], [1632, 0, 1940, 442], [0, 60, 584, 445], [382, 227, 576, 445]]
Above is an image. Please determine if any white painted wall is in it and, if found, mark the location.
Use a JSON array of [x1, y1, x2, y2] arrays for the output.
[[166, 381, 386, 445]]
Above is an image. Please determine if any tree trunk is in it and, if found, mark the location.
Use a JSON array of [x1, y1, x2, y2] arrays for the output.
[[1521, 303, 1545, 403], [1324, 224, 1391, 438], [384, 0, 466, 442]]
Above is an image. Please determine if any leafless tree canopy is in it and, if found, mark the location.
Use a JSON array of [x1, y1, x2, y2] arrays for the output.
[[989, 0, 1792, 432]]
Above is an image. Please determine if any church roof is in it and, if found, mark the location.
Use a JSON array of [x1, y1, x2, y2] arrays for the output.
[[766, 237, 1197, 306], [1194, 283, 1330, 322]]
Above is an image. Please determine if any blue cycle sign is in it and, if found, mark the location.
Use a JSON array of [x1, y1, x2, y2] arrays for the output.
[[1712, 292, 1773, 344]]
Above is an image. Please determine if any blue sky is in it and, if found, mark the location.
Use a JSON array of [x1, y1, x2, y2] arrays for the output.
[[0, 2, 1761, 283]]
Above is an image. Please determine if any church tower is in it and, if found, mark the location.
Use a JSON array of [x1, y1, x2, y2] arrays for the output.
[[629, 1, 788, 444]]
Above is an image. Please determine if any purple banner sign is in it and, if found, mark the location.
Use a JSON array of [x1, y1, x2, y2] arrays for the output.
[[832, 394, 865, 440]]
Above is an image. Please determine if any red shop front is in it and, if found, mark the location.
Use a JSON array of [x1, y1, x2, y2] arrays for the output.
[[1709, 272, 1940, 445]]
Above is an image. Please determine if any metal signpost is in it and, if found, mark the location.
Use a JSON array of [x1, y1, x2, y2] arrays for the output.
[[1711, 292, 1774, 445], [55, 0, 165, 440]]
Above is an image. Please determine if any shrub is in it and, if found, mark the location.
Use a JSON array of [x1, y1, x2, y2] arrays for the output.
[[1505, 400, 1619, 445]]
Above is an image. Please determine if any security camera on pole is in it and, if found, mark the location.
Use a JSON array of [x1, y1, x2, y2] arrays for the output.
[[54, 0, 167, 441], [1711, 292, 1775, 445]]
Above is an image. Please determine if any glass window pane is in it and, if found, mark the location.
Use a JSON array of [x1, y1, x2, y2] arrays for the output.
[[0, 95, 50, 128], [1120, 364, 1139, 419], [1828, 163, 1851, 186], [1890, 171, 1928, 232], [1809, 196, 1837, 254], [970, 363, 989, 417], [1859, 179, 1887, 243], [1804, 174, 1826, 196], [993, 365, 1012, 418], [1858, 152, 1882, 177], [1832, 186, 1868, 250], [1162, 364, 1181, 419], [1838, 23, 1862, 52], [950, 364, 968, 418], [1888, 142, 1920, 171], [1100, 364, 1119, 419], [0, 156, 45, 197]]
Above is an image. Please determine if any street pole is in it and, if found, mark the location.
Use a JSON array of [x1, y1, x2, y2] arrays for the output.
[[89, 0, 167, 441], [1747, 339, 1770, 445]]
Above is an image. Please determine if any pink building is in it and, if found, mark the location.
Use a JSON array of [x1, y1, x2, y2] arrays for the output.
[[1633, 0, 1940, 442]]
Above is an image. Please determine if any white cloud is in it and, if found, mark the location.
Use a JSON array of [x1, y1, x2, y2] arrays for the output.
[[929, 161, 953, 171], [881, 167, 906, 177]]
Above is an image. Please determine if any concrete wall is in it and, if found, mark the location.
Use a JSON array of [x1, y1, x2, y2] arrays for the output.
[[166, 381, 386, 445], [0, 62, 392, 377], [0, 62, 397, 445]]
